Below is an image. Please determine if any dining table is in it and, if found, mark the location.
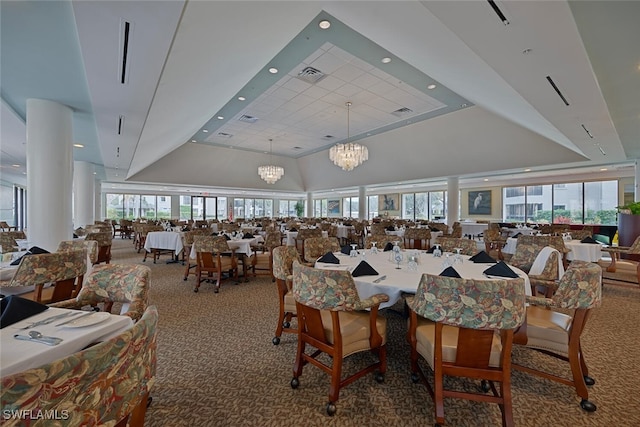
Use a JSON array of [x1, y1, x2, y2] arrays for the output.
[[315, 250, 530, 309], [0, 307, 133, 377], [502, 237, 605, 262], [460, 222, 489, 239], [143, 231, 184, 263]]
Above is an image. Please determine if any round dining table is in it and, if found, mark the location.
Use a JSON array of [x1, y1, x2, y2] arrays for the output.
[[315, 250, 530, 309]]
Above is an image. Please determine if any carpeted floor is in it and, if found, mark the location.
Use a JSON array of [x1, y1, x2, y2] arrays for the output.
[[108, 239, 640, 426]]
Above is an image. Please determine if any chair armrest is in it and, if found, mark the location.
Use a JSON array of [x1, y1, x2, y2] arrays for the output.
[[353, 293, 390, 311], [525, 295, 554, 308], [48, 298, 82, 310], [603, 246, 631, 254]]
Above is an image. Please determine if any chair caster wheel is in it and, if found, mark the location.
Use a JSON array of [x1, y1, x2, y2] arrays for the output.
[[272, 336, 280, 345], [326, 402, 336, 416], [411, 373, 420, 383], [290, 378, 299, 389], [283, 321, 290, 329], [375, 372, 384, 383], [214, 288, 219, 293], [584, 375, 595, 386], [193, 288, 198, 293], [147, 396, 153, 407], [580, 399, 597, 412], [480, 380, 491, 393]]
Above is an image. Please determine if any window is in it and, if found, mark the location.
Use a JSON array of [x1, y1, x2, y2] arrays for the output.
[[429, 191, 445, 220], [217, 197, 227, 220], [553, 182, 583, 224], [584, 181, 618, 225], [342, 197, 359, 218], [313, 199, 328, 217], [140, 195, 156, 219], [367, 195, 378, 219]]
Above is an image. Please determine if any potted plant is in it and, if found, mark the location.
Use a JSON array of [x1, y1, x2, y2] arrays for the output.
[[294, 201, 304, 218], [616, 201, 640, 261]]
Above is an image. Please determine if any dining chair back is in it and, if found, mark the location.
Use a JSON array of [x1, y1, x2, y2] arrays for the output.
[[7, 249, 87, 304], [1, 305, 158, 427], [0, 231, 26, 253], [408, 273, 526, 426], [403, 227, 431, 250], [250, 230, 282, 279], [435, 237, 478, 255], [303, 237, 340, 263], [85, 232, 113, 264], [364, 234, 405, 250], [512, 261, 602, 412], [290, 261, 389, 416]]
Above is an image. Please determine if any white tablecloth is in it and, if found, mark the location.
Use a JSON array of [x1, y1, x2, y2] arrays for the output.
[[336, 225, 354, 240], [285, 231, 328, 246], [1, 307, 133, 377], [502, 238, 604, 262], [461, 222, 488, 238], [315, 251, 530, 309], [144, 231, 184, 256]]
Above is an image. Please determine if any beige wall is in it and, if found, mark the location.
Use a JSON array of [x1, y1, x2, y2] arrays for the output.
[[460, 186, 503, 222]]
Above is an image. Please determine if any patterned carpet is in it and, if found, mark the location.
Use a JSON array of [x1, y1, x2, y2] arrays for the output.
[[107, 239, 640, 426]]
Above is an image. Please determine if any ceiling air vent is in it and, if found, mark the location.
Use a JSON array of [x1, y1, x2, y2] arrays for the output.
[[297, 66, 326, 84], [118, 19, 133, 84], [322, 135, 335, 141], [238, 114, 258, 123], [217, 132, 233, 138], [391, 107, 414, 117]]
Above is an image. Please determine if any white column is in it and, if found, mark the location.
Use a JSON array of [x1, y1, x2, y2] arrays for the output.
[[26, 99, 74, 251], [94, 180, 102, 222], [306, 192, 313, 217], [73, 161, 95, 228], [358, 186, 366, 219], [171, 196, 180, 220], [447, 177, 460, 228]]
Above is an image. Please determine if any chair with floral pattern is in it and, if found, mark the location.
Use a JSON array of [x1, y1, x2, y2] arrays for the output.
[[484, 227, 508, 260], [85, 232, 113, 265], [250, 230, 283, 279], [365, 234, 405, 250], [7, 249, 87, 304], [290, 261, 389, 416], [271, 246, 301, 345], [509, 238, 565, 296], [1, 305, 158, 427], [181, 229, 211, 281], [294, 228, 322, 260], [57, 239, 98, 296], [192, 235, 238, 293], [601, 234, 640, 284], [303, 236, 341, 264], [408, 273, 526, 427], [50, 263, 151, 322], [435, 236, 478, 255], [403, 227, 432, 250], [0, 231, 26, 253], [512, 261, 602, 412]]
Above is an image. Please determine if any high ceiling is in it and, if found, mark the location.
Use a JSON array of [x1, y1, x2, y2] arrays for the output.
[[1, 1, 638, 197]]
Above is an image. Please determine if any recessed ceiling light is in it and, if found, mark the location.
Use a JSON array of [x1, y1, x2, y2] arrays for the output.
[[238, 96, 246, 101], [191, 139, 197, 143], [217, 116, 224, 120], [22, 172, 26, 175], [461, 103, 468, 108], [484, 178, 489, 181], [318, 20, 331, 29], [11, 164, 20, 168], [427, 84, 436, 90], [268, 67, 278, 74], [524, 168, 532, 172], [381, 57, 391, 64], [93, 172, 97, 175], [73, 143, 84, 148], [202, 129, 209, 133], [600, 168, 608, 171], [522, 48, 533, 55]]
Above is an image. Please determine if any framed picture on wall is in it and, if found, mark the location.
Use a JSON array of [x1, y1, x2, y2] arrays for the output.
[[468, 190, 491, 215], [327, 199, 341, 217], [379, 194, 400, 213]]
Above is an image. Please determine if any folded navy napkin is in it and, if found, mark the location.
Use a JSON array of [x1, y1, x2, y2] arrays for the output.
[[10, 246, 50, 266], [317, 252, 340, 264], [429, 226, 440, 232], [425, 245, 437, 254], [440, 266, 461, 278], [580, 236, 598, 244], [512, 232, 522, 238], [351, 261, 378, 277], [341, 245, 352, 255], [469, 251, 496, 263], [211, 232, 219, 236], [224, 234, 231, 241], [243, 233, 254, 239], [383, 242, 394, 252], [289, 227, 297, 232], [0, 295, 49, 329], [483, 261, 519, 278], [386, 226, 396, 231]]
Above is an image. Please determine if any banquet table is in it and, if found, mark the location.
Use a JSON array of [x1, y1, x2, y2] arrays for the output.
[[335, 225, 354, 240], [315, 250, 530, 309], [0, 307, 133, 377], [502, 238, 604, 262], [460, 222, 488, 239], [143, 231, 184, 263]]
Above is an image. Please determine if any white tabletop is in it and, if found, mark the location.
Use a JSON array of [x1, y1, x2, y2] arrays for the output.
[[144, 231, 184, 256], [502, 238, 604, 262], [461, 222, 488, 237], [1, 307, 133, 377], [315, 251, 530, 309]]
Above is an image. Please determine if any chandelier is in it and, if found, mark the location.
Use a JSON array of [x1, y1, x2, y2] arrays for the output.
[[329, 101, 368, 171], [258, 139, 284, 184]]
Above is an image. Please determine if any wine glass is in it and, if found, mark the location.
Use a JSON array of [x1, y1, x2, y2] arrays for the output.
[[350, 244, 358, 257], [433, 244, 442, 258], [453, 248, 463, 264], [370, 242, 378, 254]]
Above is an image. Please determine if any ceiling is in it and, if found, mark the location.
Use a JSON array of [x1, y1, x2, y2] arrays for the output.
[[1, 1, 638, 197]]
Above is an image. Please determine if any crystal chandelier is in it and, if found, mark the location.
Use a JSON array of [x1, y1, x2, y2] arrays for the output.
[[329, 102, 368, 171], [258, 139, 284, 184]]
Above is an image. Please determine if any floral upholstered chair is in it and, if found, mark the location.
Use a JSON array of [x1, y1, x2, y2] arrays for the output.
[[85, 232, 113, 265], [0, 231, 26, 253], [364, 234, 405, 250], [483, 227, 508, 260], [509, 239, 564, 296], [294, 228, 322, 260], [512, 261, 602, 412], [602, 234, 640, 284], [271, 246, 301, 345], [8, 249, 87, 304], [302, 236, 340, 264], [192, 235, 238, 293], [1, 305, 158, 427], [50, 264, 150, 322], [408, 273, 526, 427], [290, 261, 389, 416], [403, 227, 431, 250], [181, 229, 211, 281], [250, 230, 283, 279], [435, 236, 478, 255]]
